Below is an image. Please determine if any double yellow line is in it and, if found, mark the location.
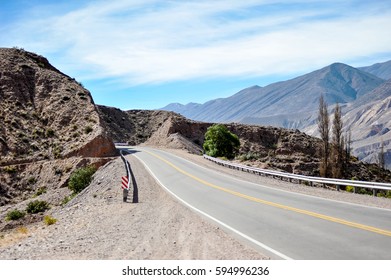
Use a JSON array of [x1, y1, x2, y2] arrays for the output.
[[146, 150, 391, 238]]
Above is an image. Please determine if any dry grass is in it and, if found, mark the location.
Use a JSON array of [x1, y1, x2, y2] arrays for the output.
[[0, 226, 31, 248]]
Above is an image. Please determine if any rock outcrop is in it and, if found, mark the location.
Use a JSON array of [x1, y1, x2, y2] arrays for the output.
[[0, 48, 117, 207]]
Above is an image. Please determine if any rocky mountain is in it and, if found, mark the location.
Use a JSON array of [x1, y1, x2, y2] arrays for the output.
[[162, 61, 391, 168], [318, 79, 391, 167], [0, 48, 116, 207]]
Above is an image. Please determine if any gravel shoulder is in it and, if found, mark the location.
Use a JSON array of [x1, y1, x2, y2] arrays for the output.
[[0, 153, 266, 260]]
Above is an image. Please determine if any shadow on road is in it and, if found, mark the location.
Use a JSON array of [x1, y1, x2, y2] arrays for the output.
[[117, 147, 140, 155]]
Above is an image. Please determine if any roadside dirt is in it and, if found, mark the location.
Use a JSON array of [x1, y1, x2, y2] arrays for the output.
[[0, 153, 267, 260]]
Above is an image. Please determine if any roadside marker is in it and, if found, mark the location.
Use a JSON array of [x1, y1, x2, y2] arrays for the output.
[[121, 176, 129, 190]]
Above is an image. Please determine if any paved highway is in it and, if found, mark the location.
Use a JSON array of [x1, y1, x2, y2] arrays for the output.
[[123, 146, 391, 260]]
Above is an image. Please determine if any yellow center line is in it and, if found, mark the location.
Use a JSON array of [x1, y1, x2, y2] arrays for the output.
[[145, 150, 391, 238]]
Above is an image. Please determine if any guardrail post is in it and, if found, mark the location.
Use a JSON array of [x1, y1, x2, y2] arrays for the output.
[[373, 189, 377, 197], [120, 152, 129, 202]]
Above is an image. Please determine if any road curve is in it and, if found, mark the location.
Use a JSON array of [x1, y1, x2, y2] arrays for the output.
[[123, 146, 391, 260]]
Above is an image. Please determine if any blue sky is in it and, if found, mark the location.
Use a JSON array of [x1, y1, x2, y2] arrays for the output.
[[1, 0, 391, 110]]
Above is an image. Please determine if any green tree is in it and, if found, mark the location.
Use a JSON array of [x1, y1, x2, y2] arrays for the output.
[[203, 124, 240, 159]]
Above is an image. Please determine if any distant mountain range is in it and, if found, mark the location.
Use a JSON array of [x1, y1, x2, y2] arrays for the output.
[[162, 60, 391, 168], [359, 60, 391, 80]]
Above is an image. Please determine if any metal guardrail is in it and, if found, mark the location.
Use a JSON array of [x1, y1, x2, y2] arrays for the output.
[[120, 150, 138, 203], [115, 142, 129, 146], [203, 154, 391, 196]]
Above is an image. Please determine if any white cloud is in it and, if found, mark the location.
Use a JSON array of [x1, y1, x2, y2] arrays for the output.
[[5, 0, 391, 84]]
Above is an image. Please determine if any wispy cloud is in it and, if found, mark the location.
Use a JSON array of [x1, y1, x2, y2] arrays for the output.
[[4, 0, 391, 85]]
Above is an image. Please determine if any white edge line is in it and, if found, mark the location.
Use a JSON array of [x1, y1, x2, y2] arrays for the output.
[[132, 152, 293, 261]]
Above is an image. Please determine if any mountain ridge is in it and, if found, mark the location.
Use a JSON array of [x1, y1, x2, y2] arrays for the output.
[[162, 62, 385, 123]]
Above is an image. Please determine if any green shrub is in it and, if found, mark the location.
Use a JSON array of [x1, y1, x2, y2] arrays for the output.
[[358, 188, 372, 195], [240, 151, 260, 161], [61, 193, 76, 206], [5, 209, 26, 221], [68, 166, 96, 194], [43, 215, 57, 225], [378, 191, 391, 198], [203, 124, 240, 159], [61, 196, 71, 206], [53, 146, 62, 159], [28, 177, 37, 185], [26, 200, 50, 214], [346, 186, 354, 193], [33, 186, 47, 197]]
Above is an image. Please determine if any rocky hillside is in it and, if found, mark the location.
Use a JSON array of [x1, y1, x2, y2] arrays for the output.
[[97, 106, 208, 154], [98, 106, 391, 182], [0, 48, 116, 208]]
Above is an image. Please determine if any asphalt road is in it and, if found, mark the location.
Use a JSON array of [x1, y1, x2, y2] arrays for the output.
[[123, 146, 391, 260]]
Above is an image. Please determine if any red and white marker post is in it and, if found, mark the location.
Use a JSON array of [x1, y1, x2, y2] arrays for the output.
[[121, 176, 129, 190]]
